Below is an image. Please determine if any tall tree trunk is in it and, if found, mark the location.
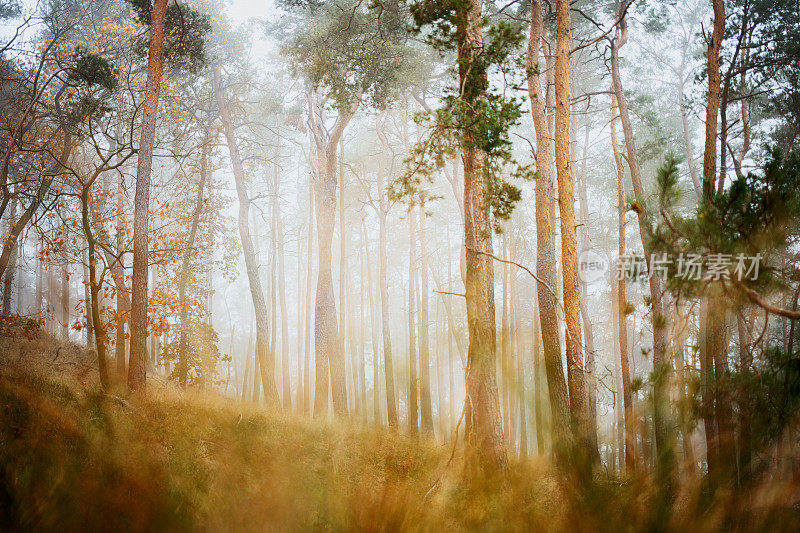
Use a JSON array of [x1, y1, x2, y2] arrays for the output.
[[81, 184, 110, 389], [62, 266, 69, 338], [82, 249, 93, 347], [115, 172, 127, 377], [376, 113, 398, 428], [611, 93, 635, 471], [407, 208, 419, 436], [501, 232, 511, 443], [532, 284, 545, 455], [418, 202, 434, 434], [576, 118, 599, 458], [177, 138, 209, 387], [304, 175, 314, 415], [296, 174, 305, 412], [338, 138, 350, 414], [737, 310, 753, 484], [357, 221, 368, 420], [242, 319, 252, 401], [213, 65, 279, 407], [555, 0, 593, 469], [459, 0, 507, 472], [364, 219, 381, 424], [511, 237, 527, 456], [308, 89, 351, 418], [35, 239, 42, 318], [275, 142, 291, 410], [610, 9, 673, 488], [700, 0, 729, 489], [2, 191, 18, 315], [446, 219, 456, 435], [128, 0, 169, 393], [528, 0, 571, 465]]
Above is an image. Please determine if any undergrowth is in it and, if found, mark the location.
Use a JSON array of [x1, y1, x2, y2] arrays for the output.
[[0, 331, 798, 531]]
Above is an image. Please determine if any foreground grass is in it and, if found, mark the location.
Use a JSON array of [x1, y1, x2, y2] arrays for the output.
[[1, 332, 799, 531], [0, 335, 565, 532]]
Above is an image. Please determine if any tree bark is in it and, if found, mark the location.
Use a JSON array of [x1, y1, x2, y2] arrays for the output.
[[2, 191, 18, 315], [611, 93, 635, 471], [115, 171, 127, 378], [528, 0, 572, 464], [128, 0, 168, 393], [576, 117, 599, 458], [308, 89, 351, 418], [459, 0, 507, 472], [701, 0, 730, 489], [376, 113, 398, 428], [363, 219, 382, 424], [407, 208, 419, 436], [213, 64, 279, 407], [418, 202, 434, 434], [304, 173, 314, 415], [81, 181, 110, 389], [275, 140, 291, 410], [555, 0, 593, 469]]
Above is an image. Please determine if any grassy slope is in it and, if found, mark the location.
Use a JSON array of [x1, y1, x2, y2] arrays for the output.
[[3, 332, 799, 532], [0, 334, 563, 532]]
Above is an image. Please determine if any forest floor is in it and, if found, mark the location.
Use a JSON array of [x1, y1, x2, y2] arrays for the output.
[[1, 327, 798, 531]]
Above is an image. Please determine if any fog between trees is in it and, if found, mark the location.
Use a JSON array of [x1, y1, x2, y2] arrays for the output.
[[2, 0, 800, 526]]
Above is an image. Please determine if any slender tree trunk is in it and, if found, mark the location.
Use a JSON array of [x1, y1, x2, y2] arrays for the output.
[[528, 0, 572, 464], [81, 185, 110, 389], [458, 0, 507, 472], [446, 219, 456, 435], [357, 222, 367, 420], [511, 238, 527, 456], [304, 174, 314, 415], [675, 305, 697, 476], [611, 93, 635, 471], [418, 202, 434, 434], [308, 90, 351, 418], [296, 174, 305, 412], [269, 203, 278, 401], [338, 138, 350, 414], [35, 239, 42, 318], [407, 208, 419, 436], [61, 264, 69, 338], [115, 172, 127, 377], [275, 142, 291, 410], [610, 11, 673, 489], [242, 319, 252, 401], [701, 0, 728, 489], [576, 118, 599, 458], [376, 113, 398, 428], [128, 0, 169, 393], [82, 248, 93, 347], [737, 310, 753, 484], [177, 138, 209, 387], [555, 0, 593, 470], [2, 192, 18, 315], [213, 65, 279, 407], [501, 232, 511, 443], [364, 219, 381, 424]]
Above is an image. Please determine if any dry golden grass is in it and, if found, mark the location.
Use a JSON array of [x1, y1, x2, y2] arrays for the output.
[[1, 331, 798, 532]]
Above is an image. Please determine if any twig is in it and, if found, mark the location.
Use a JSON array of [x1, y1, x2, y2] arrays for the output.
[[434, 290, 465, 298]]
